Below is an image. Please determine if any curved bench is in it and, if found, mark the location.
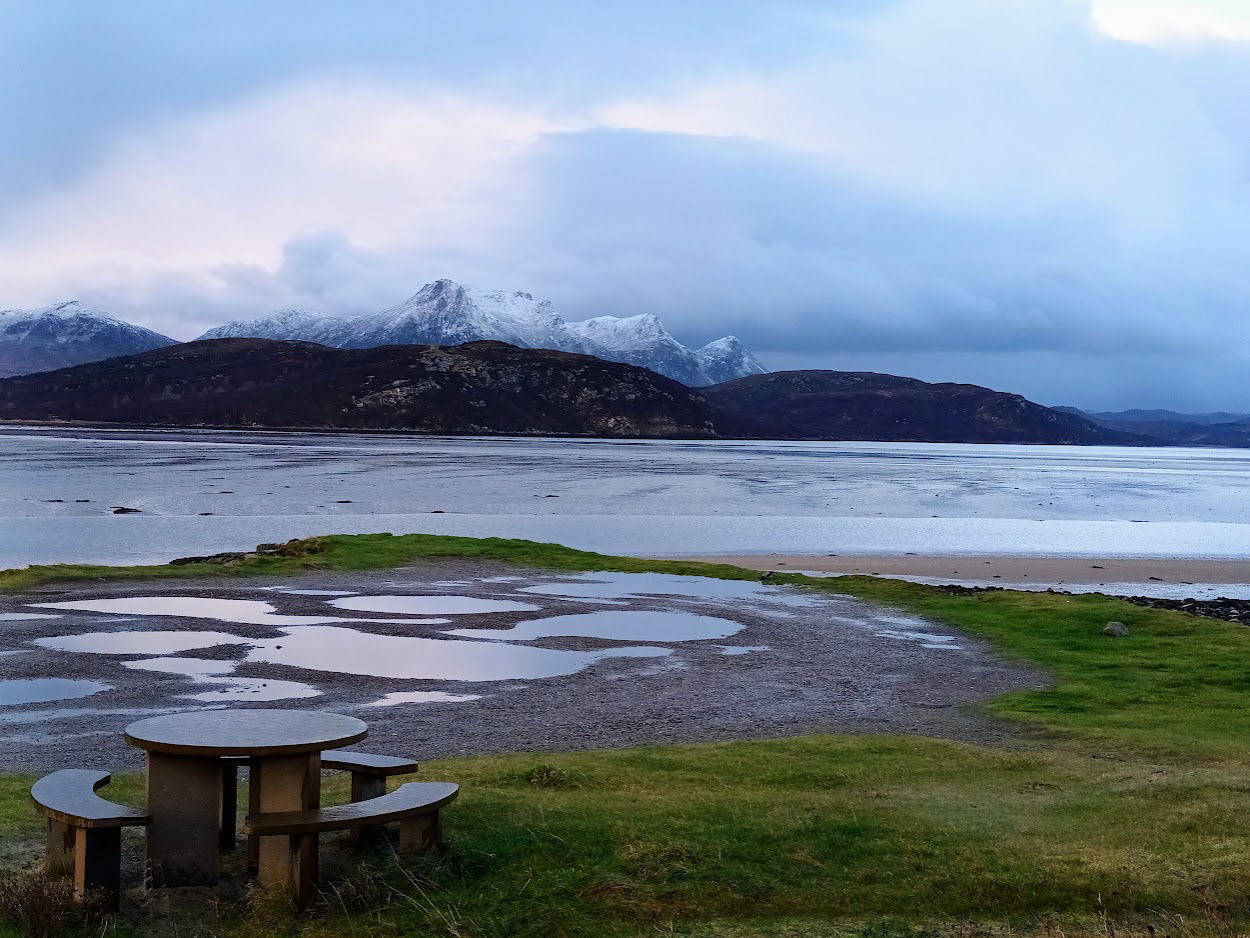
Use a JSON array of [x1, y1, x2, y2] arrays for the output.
[[246, 781, 458, 909], [321, 750, 421, 803], [31, 770, 151, 908]]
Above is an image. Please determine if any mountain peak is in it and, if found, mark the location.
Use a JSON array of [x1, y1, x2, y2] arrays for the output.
[[197, 281, 768, 386], [0, 302, 176, 378]]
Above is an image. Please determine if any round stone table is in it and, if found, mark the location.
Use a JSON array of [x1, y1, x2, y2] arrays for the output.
[[125, 710, 367, 887]]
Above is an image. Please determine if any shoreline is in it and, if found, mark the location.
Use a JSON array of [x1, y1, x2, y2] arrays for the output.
[[667, 554, 1249, 587]]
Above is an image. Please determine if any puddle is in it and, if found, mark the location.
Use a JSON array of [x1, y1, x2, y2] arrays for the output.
[[246, 626, 670, 682], [329, 595, 542, 616], [0, 706, 215, 725], [718, 645, 770, 656], [876, 630, 962, 650], [517, 573, 812, 606], [35, 630, 249, 655], [31, 596, 429, 626], [124, 656, 321, 702], [259, 588, 358, 596], [0, 678, 111, 706], [365, 691, 483, 707], [445, 610, 744, 643], [0, 612, 60, 621]]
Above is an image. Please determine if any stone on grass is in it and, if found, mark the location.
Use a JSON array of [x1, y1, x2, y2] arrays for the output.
[[1101, 621, 1129, 638]]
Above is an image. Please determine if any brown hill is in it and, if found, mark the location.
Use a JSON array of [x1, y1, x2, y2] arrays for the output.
[[0, 338, 720, 438]]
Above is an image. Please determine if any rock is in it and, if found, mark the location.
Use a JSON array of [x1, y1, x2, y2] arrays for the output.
[[1101, 621, 1129, 638], [111, 506, 141, 514]]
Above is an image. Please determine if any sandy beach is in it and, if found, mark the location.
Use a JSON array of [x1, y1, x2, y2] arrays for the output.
[[674, 554, 1250, 587]]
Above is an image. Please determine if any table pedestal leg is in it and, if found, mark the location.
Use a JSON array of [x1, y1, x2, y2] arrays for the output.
[[255, 753, 320, 910], [146, 753, 221, 887]]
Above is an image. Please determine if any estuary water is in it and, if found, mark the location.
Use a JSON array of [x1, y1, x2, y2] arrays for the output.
[[0, 426, 1248, 569]]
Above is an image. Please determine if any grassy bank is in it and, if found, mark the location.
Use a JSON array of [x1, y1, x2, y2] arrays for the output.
[[2, 533, 1249, 937]]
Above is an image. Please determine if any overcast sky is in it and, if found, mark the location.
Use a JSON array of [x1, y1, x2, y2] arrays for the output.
[[2, 0, 1249, 410]]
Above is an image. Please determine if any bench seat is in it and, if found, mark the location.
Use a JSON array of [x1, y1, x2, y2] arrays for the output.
[[247, 781, 457, 836], [30, 770, 151, 908], [246, 781, 458, 910]]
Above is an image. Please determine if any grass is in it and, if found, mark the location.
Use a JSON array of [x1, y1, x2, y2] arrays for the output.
[[2, 533, 1250, 937]]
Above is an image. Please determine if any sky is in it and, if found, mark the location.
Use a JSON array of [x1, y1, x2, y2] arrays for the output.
[[1, 0, 1248, 411]]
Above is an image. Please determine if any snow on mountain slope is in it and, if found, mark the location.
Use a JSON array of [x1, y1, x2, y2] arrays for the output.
[[0, 301, 177, 378], [200, 308, 350, 346], [197, 280, 767, 385], [693, 336, 768, 385], [567, 314, 710, 385]]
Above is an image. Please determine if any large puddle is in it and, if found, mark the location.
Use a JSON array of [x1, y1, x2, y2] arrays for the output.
[[329, 595, 541, 615], [517, 572, 813, 607], [445, 610, 744, 643], [0, 678, 112, 706], [123, 657, 321, 702], [31, 596, 448, 626], [246, 626, 671, 681], [34, 630, 248, 655]]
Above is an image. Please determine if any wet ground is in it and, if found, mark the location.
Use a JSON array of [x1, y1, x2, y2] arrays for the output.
[[0, 560, 1046, 771]]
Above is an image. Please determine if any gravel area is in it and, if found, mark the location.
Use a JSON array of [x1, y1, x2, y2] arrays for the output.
[[0, 560, 1047, 771]]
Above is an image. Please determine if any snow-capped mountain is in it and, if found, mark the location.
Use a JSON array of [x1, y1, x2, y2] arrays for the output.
[[0, 301, 177, 378], [198, 280, 767, 385]]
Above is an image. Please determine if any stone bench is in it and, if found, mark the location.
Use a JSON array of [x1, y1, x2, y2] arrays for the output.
[[220, 750, 421, 862], [30, 769, 151, 908], [246, 781, 459, 909]]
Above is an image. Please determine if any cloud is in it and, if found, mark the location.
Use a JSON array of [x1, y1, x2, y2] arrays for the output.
[[0, 0, 1248, 408], [1091, 0, 1250, 44]]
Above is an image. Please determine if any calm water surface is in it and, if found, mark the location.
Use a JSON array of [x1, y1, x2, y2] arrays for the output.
[[1, 427, 1247, 567]]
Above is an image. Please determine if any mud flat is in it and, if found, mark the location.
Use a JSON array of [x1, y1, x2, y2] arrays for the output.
[[0, 560, 1044, 771]]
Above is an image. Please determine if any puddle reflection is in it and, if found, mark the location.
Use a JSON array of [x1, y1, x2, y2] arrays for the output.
[[445, 610, 744, 643], [0, 678, 111, 706], [247, 626, 670, 681]]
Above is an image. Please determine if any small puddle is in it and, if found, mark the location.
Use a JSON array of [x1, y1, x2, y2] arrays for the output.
[[445, 610, 744, 643], [122, 656, 321, 702], [365, 691, 483, 707], [246, 626, 670, 682], [329, 595, 542, 616], [35, 630, 249, 655], [259, 588, 358, 596], [0, 678, 111, 706], [718, 645, 770, 656], [31, 596, 437, 626], [0, 612, 60, 622]]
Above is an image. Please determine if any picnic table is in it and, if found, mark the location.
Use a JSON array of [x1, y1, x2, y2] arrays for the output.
[[124, 709, 367, 887]]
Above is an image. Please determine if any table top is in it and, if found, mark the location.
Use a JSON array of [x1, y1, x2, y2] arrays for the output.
[[124, 709, 367, 757]]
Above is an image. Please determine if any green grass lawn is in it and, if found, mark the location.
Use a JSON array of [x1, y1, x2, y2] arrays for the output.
[[2, 534, 1249, 937]]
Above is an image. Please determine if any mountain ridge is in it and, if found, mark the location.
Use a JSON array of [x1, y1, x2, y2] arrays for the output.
[[199, 279, 767, 386]]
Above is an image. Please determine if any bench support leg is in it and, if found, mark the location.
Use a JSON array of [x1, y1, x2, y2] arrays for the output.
[[349, 773, 387, 841], [255, 753, 320, 909], [75, 827, 121, 910], [287, 832, 319, 912], [146, 753, 221, 888], [220, 762, 238, 852], [46, 819, 75, 875], [399, 812, 442, 855], [247, 758, 261, 875]]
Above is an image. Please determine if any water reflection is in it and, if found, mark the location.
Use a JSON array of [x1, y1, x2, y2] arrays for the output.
[[365, 691, 483, 707], [35, 630, 248, 654], [32, 596, 443, 626], [0, 678, 111, 706], [247, 626, 670, 681], [330, 595, 541, 615], [123, 656, 321, 702], [518, 573, 812, 606], [445, 609, 744, 643]]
